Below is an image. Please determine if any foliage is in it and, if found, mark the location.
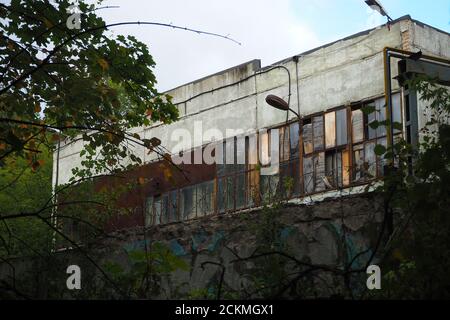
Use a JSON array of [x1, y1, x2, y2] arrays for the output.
[[101, 243, 189, 299], [0, 0, 178, 179], [369, 76, 450, 299], [0, 146, 53, 256]]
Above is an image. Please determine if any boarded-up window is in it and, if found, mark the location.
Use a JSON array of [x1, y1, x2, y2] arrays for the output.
[[325, 112, 336, 149], [336, 109, 348, 146], [303, 123, 313, 154], [352, 110, 364, 143], [313, 116, 324, 151]]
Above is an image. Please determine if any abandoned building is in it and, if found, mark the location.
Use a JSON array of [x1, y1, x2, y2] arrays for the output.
[[44, 15, 450, 297], [53, 15, 449, 232]]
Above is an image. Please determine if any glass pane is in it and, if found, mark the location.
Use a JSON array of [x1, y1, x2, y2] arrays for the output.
[[314, 152, 325, 192], [303, 156, 314, 194], [197, 181, 214, 216], [260, 132, 270, 166], [236, 136, 246, 172], [247, 169, 259, 207], [303, 123, 313, 154], [325, 112, 336, 149], [367, 105, 377, 140], [145, 197, 153, 226], [376, 98, 387, 138], [377, 137, 388, 177], [260, 174, 279, 203], [236, 173, 246, 209], [180, 186, 196, 220], [217, 141, 226, 176], [365, 142, 377, 179], [392, 93, 402, 134], [342, 150, 350, 186], [218, 178, 226, 213], [169, 191, 178, 222], [353, 144, 364, 182], [279, 126, 290, 162], [154, 197, 162, 225], [225, 138, 236, 174], [247, 134, 258, 166], [289, 122, 300, 158], [226, 176, 235, 211], [313, 116, 324, 151], [325, 152, 337, 189], [336, 109, 348, 146], [352, 110, 364, 143]]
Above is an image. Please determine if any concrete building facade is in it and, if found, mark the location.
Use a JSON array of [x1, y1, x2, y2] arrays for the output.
[[53, 16, 450, 233]]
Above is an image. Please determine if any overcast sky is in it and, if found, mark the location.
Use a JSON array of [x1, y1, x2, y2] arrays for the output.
[[98, 0, 450, 92]]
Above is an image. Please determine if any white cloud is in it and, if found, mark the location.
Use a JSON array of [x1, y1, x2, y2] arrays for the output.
[[100, 0, 323, 92]]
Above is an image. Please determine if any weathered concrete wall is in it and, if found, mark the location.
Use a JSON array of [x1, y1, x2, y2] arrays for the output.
[[0, 194, 384, 299]]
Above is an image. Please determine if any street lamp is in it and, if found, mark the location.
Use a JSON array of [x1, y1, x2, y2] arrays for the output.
[[364, 0, 393, 22], [265, 94, 300, 119]]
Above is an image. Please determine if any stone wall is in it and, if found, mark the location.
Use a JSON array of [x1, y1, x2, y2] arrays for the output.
[[0, 193, 385, 299]]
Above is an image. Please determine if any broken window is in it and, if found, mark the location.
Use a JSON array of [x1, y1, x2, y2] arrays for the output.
[[377, 137, 388, 176], [342, 150, 350, 186]]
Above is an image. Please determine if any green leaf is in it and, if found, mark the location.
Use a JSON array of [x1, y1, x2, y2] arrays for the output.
[[374, 144, 387, 156]]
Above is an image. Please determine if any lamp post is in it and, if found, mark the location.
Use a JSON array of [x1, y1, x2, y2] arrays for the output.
[[265, 94, 300, 119]]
